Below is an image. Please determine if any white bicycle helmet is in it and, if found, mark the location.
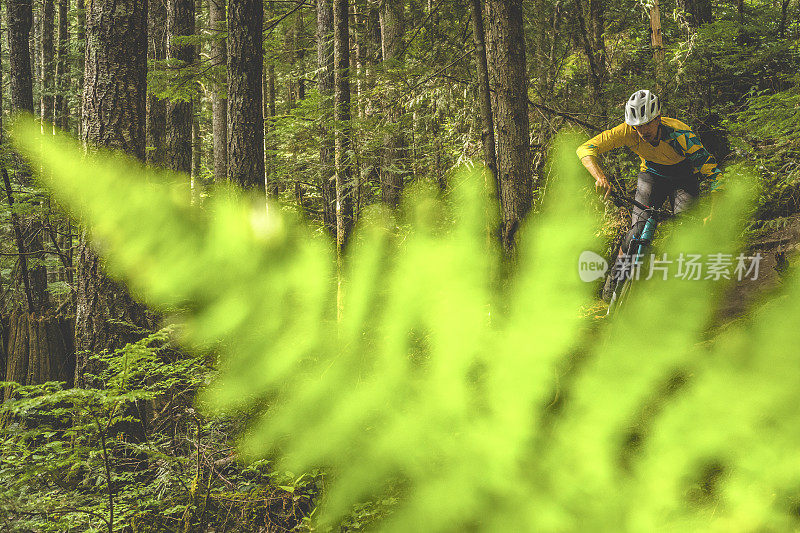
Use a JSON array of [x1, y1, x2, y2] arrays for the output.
[[625, 89, 661, 126]]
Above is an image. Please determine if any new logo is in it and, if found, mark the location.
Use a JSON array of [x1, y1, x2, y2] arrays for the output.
[[578, 250, 608, 282]]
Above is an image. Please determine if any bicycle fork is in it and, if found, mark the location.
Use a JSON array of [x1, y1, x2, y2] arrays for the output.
[[606, 217, 657, 314]]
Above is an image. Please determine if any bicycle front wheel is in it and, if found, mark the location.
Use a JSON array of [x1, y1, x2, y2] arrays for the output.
[[605, 253, 640, 316], [607, 274, 634, 315]]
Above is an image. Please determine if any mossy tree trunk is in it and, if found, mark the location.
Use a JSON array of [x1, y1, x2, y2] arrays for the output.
[[485, 0, 532, 253]]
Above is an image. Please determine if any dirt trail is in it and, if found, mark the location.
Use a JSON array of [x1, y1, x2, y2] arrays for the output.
[[715, 216, 800, 323]]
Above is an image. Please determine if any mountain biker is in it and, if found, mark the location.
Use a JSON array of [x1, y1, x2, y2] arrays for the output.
[[576, 89, 723, 299]]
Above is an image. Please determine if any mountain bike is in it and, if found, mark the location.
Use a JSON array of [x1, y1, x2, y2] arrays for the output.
[[604, 188, 674, 316]]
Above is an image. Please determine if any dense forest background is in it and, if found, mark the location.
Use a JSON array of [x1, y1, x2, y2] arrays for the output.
[[0, 0, 798, 530]]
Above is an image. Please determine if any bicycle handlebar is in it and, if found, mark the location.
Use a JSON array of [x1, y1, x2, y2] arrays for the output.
[[606, 187, 673, 221]]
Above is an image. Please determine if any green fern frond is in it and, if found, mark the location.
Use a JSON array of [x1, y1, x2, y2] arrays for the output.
[[14, 118, 800, 532]]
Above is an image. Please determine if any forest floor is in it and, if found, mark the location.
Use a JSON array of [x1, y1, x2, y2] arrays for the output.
[[714, 214, 800, 325]]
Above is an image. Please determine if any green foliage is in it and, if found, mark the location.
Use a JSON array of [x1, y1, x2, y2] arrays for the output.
[[0, 328, 188, 531], [727, 78, 800, 217], [733, 86, 800, 144], [147, 32, 221, 103], [147, 58, 212, 103], [14, 119, 800, 531], [0, 326, 320, 532]]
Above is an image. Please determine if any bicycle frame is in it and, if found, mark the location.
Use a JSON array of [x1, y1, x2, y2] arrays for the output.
[[631, 216, 657, 260], [605, 189, 672, 314]]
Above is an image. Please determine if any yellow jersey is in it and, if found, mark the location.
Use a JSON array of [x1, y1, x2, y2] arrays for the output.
[[576, 117, 722, 190]]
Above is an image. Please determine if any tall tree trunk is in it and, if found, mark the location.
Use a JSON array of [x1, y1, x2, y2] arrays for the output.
[[261, 60, 273, 193], [40, 0, 55, 128], [209, 0, 227, 183], [333, 0, 353, 252], [265, 62, 278, 196], [485, 0, 532, 253], [650, 0, 665, 91], [81, 9, 147, 205], [167, 0, 195, 175], [54, 0, 69, 130], [378, 0, 406, 207], [264, 0, 276, 195], [350, 0, 368, 210], [75, 0, 85, 137], [80, 5, 149, 255], [295, 10, 306, 101], [79, 0, 149, 383], [355, 2, 380, 206], [147, 0, 168, 167], [318, 0, 336, 236], [470, 0, 498, 201], [52, 0, 71, 312], [8, 0, 48, 313], [9, 0, 34, 114], [190, 0, 202, 187], [227, 0, 265, 192], [351, 4, 363, 217], [32, 0, 40, 119], [79, 0, 149, 448]]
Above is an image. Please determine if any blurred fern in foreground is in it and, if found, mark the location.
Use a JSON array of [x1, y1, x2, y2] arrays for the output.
[[13, 119, 800, 531]]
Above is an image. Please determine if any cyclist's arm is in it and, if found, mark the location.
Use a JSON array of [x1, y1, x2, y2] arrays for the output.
[[576, 123, 630, 160], [576, 124, 631, 198], [580, 155, 612, 198]]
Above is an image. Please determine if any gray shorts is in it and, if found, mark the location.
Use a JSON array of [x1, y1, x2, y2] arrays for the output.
[[631, 171, 699, 226]]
